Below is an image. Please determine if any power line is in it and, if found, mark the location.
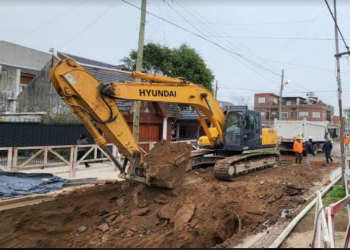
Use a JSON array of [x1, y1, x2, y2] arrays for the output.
[[270, 8, 328, 59], [204, 36, 349, 41], [122, 0, 281, 78], [168, 15, 330, 26], [174, 0, 281, 82], [11, 0, 89, 42], [58, 1, 118, 50], [324, 0, 350, 52]]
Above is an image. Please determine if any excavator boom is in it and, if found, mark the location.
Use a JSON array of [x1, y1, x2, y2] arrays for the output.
[[49, 59, 225, 188], [50, 59, 278, 188]]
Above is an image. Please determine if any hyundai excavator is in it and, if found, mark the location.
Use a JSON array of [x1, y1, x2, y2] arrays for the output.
[[50, 58, 278, 189]]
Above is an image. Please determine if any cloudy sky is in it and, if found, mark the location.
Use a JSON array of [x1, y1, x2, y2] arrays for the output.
[[1, 0, 350, 115]]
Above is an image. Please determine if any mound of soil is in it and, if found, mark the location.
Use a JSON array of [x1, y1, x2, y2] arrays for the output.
[[144, 140, 192, 189], [0, 151, 340, 248]]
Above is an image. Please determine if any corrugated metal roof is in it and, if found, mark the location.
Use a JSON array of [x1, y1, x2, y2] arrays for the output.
[[86, 68, 132, 83], [58, 52, 125, 70]]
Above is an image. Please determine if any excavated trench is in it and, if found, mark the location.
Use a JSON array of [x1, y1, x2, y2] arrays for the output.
[[0, 145, 341, 248]]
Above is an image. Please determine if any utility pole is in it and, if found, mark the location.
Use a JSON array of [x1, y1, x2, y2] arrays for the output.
[[278, 69, 284, 120], [333, 0, 346, 189], [133, 0, 146, 142], [215, 80, 218, 100]]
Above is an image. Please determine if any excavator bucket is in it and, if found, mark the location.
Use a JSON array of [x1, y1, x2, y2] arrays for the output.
[[139, 140, 193, 189]]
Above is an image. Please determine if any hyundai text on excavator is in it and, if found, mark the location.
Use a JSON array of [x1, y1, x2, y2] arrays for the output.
[[50, 59, 278, 189]]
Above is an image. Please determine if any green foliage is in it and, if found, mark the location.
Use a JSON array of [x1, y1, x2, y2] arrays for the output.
[[323, 185, 347, 206], [120, 43, 214, 92], [42, 108, 81, 124]]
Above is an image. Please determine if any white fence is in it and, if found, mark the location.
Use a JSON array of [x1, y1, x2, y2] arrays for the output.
[[0, 140, 198, 177]]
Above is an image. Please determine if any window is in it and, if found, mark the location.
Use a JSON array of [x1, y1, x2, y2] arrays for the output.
[[286, 100, 291, 105], [312, 112, 320, 118], [299, 112, 308, 118], [291, 112, 294, 118], [273, 98, 278, 104], [255, 115, 260, 132], [281, 112, 288, 118], [245, 115, 254, 130], [258, 97, 265, 103], [260, 112, 265, 117]]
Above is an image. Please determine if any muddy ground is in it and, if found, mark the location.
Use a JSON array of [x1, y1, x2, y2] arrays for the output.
[[0, 143, 344, 248]]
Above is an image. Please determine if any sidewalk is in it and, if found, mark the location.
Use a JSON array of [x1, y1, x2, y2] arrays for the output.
[[20, 161, 124, 181]]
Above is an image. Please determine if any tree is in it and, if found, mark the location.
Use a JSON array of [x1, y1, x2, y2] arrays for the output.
[[121, 43, 214, 93], [228, 95, 252, 109]]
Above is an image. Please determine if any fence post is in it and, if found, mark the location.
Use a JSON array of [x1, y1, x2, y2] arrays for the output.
[[43, 147, 48, 167], [71, 145, 78, 178], [7, 147, 13, 171], [12, 148, 18, 171]]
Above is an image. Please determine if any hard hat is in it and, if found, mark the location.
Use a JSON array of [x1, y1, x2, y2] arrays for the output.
[[309, 136, 312, 139], [297, 136, 302, 140]]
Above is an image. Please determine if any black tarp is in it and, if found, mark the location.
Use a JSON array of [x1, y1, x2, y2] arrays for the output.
[[0, 172, 68, 199]]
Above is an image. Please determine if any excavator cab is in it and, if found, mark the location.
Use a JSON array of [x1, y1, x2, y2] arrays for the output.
[[223, 108, 263, 152], [199, 106, 276, 155]]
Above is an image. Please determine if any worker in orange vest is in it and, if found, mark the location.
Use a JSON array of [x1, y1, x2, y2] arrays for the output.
[[345, 136, 350, 151], [293, 136, 303, 164]]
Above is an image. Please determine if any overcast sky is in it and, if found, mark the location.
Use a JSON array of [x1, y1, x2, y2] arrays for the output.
[[1, 0, 350, 115]]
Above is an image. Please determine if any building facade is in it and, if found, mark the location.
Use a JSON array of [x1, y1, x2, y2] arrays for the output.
[[254, 92, 334, 126]]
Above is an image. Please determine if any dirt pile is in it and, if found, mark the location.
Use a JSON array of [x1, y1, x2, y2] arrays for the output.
[[0, 153, 339, 248], [144, 140, 192, 189]]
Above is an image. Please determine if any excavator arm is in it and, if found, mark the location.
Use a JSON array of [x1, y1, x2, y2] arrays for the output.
[[50, 59, 225, 188]]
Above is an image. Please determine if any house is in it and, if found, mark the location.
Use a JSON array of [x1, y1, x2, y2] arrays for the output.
[[0, 41, 232, 150], [254, 92, 335, 125], [0, 41, 52, 120]]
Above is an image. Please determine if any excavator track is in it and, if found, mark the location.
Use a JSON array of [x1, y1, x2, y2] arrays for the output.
[[213, 152, 279, 181]]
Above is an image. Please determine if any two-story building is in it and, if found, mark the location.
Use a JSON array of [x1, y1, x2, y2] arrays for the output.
[[254, 92, 334, 127]]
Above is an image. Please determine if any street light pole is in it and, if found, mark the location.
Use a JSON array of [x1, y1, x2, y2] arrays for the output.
[[278, 69, 291, 120], [278, 69, 284, 119]]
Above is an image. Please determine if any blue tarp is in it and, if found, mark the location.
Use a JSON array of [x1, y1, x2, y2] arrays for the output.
[[0, 172, 68, 200]]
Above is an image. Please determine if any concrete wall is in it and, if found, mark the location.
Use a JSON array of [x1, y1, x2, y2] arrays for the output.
[[0, 69, 19, 112], [17, 57, 66, 113], [0, 41, 51, 70]]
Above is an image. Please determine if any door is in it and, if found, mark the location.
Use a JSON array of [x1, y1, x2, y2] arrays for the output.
[[129, 124, 160, 153]]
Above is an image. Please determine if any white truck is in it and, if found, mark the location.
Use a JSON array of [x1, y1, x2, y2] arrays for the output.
[[274, 118, 330, 155]]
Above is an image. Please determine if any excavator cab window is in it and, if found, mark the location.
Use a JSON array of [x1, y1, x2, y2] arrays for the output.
[[244, 114, 255, 141], [224, 111, 242, 146]]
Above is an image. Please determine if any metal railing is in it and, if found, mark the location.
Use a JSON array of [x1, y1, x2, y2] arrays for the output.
[[0, 139, 198, 177]]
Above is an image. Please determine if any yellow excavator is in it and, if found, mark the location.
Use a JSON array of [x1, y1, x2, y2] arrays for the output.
[[50, 59, 278, 189]]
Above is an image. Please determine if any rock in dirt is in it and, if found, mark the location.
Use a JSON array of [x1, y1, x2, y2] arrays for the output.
[[97, 223, 110, 232], [77, 226, 87, 233], [157, 204, 178, 219], [171, 203, 196, 229], [109, 215, 125, 226], [131, 207, 150, 216], [154, 199, 167, 205], [125, 230, 134, 237]]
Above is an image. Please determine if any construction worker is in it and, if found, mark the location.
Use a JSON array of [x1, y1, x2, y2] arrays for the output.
[[344, 136, 350, 151], [293, 136, 303, 164], [322, 138, 333, 164], [305, 136, 315, 171], [77, 134, 90, 168]]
